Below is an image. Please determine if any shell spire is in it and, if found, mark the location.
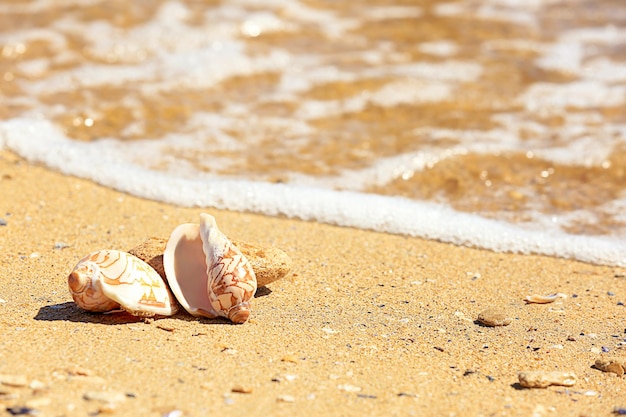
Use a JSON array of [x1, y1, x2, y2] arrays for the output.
[[199, 213, 257, 324]]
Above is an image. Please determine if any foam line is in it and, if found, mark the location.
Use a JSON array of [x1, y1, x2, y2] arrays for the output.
[[1, 118, 625, 267]]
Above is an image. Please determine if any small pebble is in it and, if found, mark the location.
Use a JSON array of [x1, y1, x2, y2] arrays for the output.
[[608, 291, 616, 296], [276, 394, 295, 403], [28, 380, 46, 391], [98, 402, 118, 413], [613, 407, 626, 415], [476, 308, 511, 327], [231, 386, 253, 394], [65, 366, 93, 376], [602, 346, 610, 353], [0, 374, 29, 387], [5, 407, 36, 416], [337, 384, 362, 393], [156, 324, 176, 332], [53, 242, 69, 250], [518, 371, 577, 388], [594, 358, 625, 376], [0, 219, 7, 226], [83, 390, 127, 404], [281, 354, 298, 363]]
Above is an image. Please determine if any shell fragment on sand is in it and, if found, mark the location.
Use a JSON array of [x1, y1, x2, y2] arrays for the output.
[[524, 293, 567, 304], [518, 371, 577, 388]]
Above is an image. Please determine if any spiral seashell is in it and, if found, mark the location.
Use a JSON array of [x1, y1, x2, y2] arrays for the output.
[[163, 213, 257, 324], [200, 213, 257, 323], [69, 252, 120, 313], [68, 250, 178, 317]]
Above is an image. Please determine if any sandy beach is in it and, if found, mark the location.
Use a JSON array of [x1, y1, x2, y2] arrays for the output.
[[0, 148, 624, 416]]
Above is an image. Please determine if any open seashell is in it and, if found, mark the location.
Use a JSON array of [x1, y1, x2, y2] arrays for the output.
[[68, 250, 178, 317], [163, 214, 257, 324]]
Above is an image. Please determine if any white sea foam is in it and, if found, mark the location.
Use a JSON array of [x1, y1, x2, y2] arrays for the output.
[[369, 79, 453, 107], [519, 81, 626, 111], [1, 119, 625, 267], [361, 6, 423, 20]]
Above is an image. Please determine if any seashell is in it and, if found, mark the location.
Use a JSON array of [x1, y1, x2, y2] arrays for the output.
[[524, 293, 567, 304], [68, 250, 178, 317], [129, 236, 291, 288], [163, 214, 257, 324], [517, 370, 577, 388]]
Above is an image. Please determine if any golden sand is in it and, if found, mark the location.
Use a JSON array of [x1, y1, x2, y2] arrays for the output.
[[0, 149, 624, 416]]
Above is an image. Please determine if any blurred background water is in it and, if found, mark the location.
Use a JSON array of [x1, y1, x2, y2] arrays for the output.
[[1, 0, 625, 265]]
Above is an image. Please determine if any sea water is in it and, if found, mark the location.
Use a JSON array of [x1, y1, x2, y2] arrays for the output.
[[0, 0, 625, 266]]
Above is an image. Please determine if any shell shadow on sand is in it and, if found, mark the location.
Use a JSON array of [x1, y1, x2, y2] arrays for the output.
[[34, 285, 272, 325], [34, 302, 229, 325], [34, 302, 145, 324]]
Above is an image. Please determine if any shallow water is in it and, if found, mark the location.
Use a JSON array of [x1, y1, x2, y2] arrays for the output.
[[1, 0, 625, 265]]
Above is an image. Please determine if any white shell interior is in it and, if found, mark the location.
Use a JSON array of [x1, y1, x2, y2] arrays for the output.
[[163, 223, 217, 318], [98, 252, 176, 317]]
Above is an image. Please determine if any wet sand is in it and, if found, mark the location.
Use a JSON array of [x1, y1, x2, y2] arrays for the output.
[[0, 149, 624, 416]]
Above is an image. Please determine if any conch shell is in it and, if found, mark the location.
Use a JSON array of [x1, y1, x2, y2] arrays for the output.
[[163, 213, 257, 324], [68, 250, 178, 317]]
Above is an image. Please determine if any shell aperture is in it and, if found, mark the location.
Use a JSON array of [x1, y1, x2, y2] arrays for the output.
[[163, 214, 257, 323]]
